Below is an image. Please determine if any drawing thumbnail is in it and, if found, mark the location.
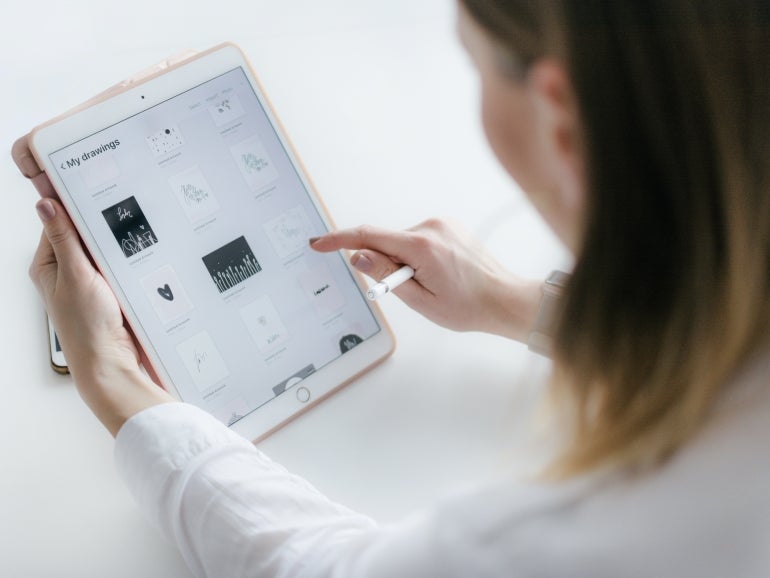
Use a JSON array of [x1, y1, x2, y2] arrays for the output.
[[168, 165, 220, 223], [175, 331, 229, 392], [202, 236, 262, 293], [139, 264, 194, 324], [297, 264, 346, 318], [208, 94, 245, 127], [146, 125, 185, 156], [230, 135, 278, 190], [240, 296, 289, 353], [263, 206, 315, 259], [101, 196, 158, 257], [80, 154, 120, 189]]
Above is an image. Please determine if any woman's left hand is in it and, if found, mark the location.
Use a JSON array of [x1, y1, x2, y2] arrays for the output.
[[30, 197, 172, 436]]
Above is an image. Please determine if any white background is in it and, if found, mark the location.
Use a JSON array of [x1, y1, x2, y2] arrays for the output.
[[0, 1, 569, 576]]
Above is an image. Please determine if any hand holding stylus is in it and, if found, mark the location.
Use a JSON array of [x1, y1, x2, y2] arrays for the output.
[[310, 219, 543, 343], [366, 266, 415, 300]]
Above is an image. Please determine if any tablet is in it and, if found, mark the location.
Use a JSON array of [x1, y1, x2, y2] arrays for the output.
[[29, 43, 395, 440]]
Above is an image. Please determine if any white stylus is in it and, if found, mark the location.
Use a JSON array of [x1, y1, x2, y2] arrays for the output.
[[366, 265, 415, 301]]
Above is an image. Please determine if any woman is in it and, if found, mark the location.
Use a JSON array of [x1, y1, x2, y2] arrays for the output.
[[25, 0, 770, 575]]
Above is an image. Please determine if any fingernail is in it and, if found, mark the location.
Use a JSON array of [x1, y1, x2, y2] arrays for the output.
[[351, 253, 372, 273], [36, 199, 55, 223], [308, 236, 321, 245]]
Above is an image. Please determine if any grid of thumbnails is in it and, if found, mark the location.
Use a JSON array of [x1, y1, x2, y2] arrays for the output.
[[83, 89, 369, 425]]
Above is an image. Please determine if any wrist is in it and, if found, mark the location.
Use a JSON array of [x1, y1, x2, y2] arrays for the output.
[[71, 354, 174, 437], [481, 273, 544, 343]]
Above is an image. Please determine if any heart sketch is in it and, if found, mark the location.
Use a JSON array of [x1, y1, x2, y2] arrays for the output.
[[157, 284, 174, 301]]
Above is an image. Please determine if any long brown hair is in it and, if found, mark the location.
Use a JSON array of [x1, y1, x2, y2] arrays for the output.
[[461, 0, 770, 476]]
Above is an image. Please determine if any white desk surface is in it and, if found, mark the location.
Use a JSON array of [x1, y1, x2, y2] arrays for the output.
[[0, 1, 569, 575]]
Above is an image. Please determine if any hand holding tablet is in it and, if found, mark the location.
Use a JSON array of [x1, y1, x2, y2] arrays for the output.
[[21, 44, 395, 441]]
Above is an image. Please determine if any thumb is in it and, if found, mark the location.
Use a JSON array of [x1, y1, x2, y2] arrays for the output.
[[350, 249, 404, 282], [350, 249, 423, 303], [35, 198, 88, 276]]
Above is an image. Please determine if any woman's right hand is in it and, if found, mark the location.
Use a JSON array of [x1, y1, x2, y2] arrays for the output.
[[310, 218, 543, 343]]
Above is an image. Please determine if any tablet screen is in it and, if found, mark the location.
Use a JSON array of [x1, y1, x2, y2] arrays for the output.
[[46, 66, 380, 426]]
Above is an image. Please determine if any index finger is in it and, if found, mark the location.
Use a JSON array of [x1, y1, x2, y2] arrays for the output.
[[13, 135, 60, 199], [310, 225, 416, 264]]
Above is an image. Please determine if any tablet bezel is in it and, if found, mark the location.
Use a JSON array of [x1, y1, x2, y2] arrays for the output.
[[29, 43, 395, 441]]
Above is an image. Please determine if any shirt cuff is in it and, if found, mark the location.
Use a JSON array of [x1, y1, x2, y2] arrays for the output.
[[114, 402, 254, 536]]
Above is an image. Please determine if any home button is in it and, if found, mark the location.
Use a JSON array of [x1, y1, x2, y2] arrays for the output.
[[296, 386, 311, 403]]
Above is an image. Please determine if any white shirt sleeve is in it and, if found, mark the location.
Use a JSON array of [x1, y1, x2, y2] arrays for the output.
[[113, 351, 770, 578], [113, 402, 455, 578]]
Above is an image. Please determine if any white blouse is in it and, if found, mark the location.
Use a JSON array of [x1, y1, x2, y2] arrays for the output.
[[114, 345, 770, 578]]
